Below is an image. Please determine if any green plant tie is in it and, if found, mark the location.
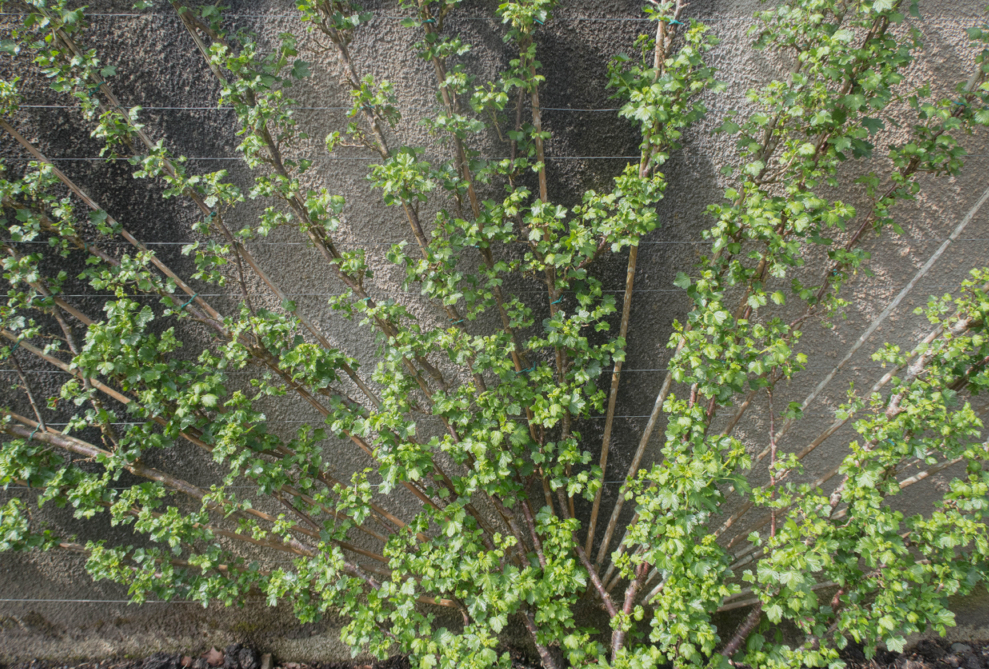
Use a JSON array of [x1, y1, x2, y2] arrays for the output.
[[450, 319, 463, 324], [28, 422, 42, 440], [551, 298, 563, 305], [178, 292, 199, 311], [669, 19, 683, 25]]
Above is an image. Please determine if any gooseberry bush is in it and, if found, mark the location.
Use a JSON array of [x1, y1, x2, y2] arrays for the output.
[[1, 0, 989, 667]]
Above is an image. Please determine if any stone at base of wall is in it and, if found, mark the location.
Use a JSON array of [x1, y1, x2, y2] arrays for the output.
[[0, 601, 355, 664], [1, 591, 987, 664]]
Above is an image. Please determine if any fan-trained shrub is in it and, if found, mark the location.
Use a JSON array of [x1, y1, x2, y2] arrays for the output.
[[1, 0, 989, 667]]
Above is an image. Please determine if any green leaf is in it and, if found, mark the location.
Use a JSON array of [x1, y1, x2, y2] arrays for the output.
[[843, 93, 866, 110], [489, 615, 505, 634], [291, 60, 311, 79], [832, 29, 854, 43], [747, 293, 767, 310], [832, 136, 852, 154], [797, 142, 816, 156], [744, 161, 765, 177], [861, 117, 885, 136], [716, 120, 740, 134]]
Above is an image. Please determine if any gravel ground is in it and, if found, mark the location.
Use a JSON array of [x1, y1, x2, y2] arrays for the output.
[[0, 640, 986, 669]]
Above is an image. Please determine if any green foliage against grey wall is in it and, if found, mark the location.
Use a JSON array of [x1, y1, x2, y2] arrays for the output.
[[2, 1, 989, 668]]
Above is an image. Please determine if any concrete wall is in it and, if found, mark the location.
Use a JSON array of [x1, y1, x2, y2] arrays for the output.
[[1, 0, 989, 661]]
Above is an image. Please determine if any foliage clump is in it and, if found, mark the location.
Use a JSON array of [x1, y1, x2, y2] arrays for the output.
[[1, 0, 989, 668]]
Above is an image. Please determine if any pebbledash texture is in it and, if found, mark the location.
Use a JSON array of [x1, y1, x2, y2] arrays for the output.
[[1, 0, 989, 666]]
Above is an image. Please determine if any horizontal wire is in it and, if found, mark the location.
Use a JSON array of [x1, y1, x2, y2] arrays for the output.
[[4, 237, 989, 247], [0, 11, 982, 20], [0, 12, 656, 19], [2, 155, 644, 162], [0, 362, 927, 399], [0, 483, 396, 489], [18, 290, 687, 297], [0, 598, 202, 603], [0, 415, 661, 421], [7, 153, 989, 162], [19, 104, 623, 112], [0, 481, 333, 488], [0, 366, 904, 377], [0, 363, 924, 377], [1, 239, 712, 246], [2, 478, 638, 489], [21, 278, 983, 298], [0, 13, 787, 21]]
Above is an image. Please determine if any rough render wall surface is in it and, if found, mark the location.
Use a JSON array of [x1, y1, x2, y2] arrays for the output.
[[1, 0, 989, 661]]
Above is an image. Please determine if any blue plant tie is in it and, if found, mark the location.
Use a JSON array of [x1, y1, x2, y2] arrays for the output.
[[669, 19, 683, 25], [28, 422, 42, 440], [450, 319, 463, 324], [361, 297, 372, 302], [422, 18, 435, 24], [534, 18, 543, 24], [551, 297, 563, 305], [178, 292, 199, 311]]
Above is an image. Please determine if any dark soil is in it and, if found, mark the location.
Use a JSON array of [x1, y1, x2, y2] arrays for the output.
[[839, 638, 989, 669], [1, 639, 986, 669], [0, 644, 411, 669], [0, 644, 538, 669]]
